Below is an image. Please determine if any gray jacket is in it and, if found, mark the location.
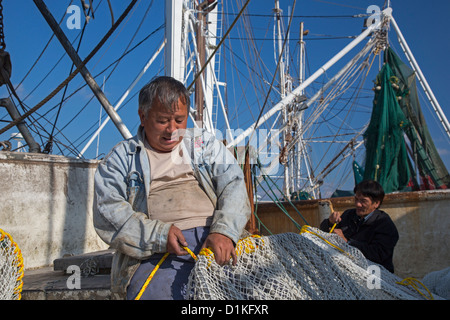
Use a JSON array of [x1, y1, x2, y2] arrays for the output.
[[93, 127, 251, 299]]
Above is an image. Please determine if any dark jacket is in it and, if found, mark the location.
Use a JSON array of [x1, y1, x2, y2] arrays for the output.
[[320, 209, 399, 273]]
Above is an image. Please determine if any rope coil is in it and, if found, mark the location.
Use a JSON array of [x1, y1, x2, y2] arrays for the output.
[[396, 277, 434, 300]]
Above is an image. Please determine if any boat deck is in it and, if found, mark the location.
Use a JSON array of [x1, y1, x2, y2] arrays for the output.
[[21, 250, 113, 300]]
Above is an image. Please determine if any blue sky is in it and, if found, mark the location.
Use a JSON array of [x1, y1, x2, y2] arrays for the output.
[[0, 0, 449, 195]]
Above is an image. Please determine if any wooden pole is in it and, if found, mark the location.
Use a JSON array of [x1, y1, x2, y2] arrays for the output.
[[195, 1, 207, 126], [243, 148, 259, 235]]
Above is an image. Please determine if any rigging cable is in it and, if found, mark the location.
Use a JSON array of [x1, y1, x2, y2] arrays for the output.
[[11, 0, 102, 106], [305, 60, 371, 190], [214, 11, 368, 19], [63, 10, 162, 157], [244, 0, 297, 202], [44, 6, 91, 154], [35, 22, 164, 128], [186, 0, 251, 91], [23, 22, 164, 157], [12, 0, 74, 95], [1, 0, 109, 156], [55, 0, 151, 156], [0, 0, 139, 136], [247, 0, 296, 143]]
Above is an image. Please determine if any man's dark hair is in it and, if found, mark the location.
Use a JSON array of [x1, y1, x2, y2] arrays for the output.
[[354, 180, 385, 205], [138, 76, 190, 118]]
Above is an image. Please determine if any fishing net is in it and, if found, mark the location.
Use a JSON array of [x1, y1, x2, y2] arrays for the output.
[[421, 267, 450, 300], [0, 228, 24, 300], [185, 226, 439, 300], [364, 47, 450, 192]]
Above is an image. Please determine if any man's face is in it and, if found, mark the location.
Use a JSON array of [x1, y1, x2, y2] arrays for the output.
[[354, 192, 380, 217], [139, 97, 188, 153]]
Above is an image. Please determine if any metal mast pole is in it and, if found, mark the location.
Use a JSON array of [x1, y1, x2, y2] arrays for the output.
[[165, 0, 185, 82], [227, 8, 389, 149], [296, 21, 304, 193], [274, 0, 290, 198], [79, 41, 165, 158], [295, 21, 316, 198]]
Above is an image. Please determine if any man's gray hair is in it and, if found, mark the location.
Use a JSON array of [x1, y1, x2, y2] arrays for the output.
[[138, 76, 190, 118]]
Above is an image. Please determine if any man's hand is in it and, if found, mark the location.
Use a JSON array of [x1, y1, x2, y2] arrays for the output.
[[328, 211, 342, 225], [166, 225, 189, 256], [201, 233, 237, 266], [333, 228, 348, 242]]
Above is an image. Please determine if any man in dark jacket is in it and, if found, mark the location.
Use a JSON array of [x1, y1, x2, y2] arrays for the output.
[[320, 180, 399, 273]]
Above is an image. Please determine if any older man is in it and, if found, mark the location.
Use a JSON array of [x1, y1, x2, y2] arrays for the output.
[[320, 180, 399, 273], [93, 76, 251, 299]]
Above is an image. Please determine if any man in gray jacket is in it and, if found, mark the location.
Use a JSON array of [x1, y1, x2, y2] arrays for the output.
[[93, 76, 251, 299]]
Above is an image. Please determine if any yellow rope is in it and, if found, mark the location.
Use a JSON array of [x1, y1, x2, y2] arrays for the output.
[[183, 246, 198, 262], [235, 235, 264, 256], [134, 246, 197, 300], [301, 226, 436, 300], [134, 232, 436, 301], [0, 228, 24, 300], [329, 223, 337, 234], [396, 277, 434, 300], [199, 235, 264, 268], [135, 236, 263, 299], [198, 247, 215, 268], [323, 201, 337, 233], [134, 252, 169, 300], [300, 225, 348, 255]]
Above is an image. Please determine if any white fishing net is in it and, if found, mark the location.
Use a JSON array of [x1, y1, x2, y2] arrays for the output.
[[0, 229, 24, 300], [185, 226, 440, 300], [421, 267, 450, 300]]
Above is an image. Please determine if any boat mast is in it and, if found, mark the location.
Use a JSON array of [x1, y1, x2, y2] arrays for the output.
[[296, 21, 305, 194], [165, 0, 185, 83], [165, 0, 219, 132], [294, 20, 317, 199], [195, 0, 219, 132], [228, 7, 390, 199], [227, 9, 389, 147], [273, 0, 291, 197], [195, 1, 206, 127]]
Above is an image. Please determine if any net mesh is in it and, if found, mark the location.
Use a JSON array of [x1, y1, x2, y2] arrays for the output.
[[421, 267, 450, 300], [185, 226, 439, 300], [364, 47, 450, 192], [0, 229, 24, 300]]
